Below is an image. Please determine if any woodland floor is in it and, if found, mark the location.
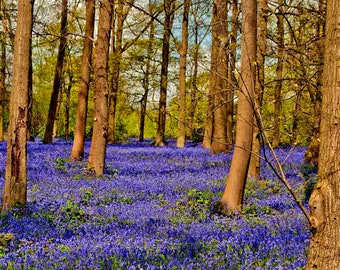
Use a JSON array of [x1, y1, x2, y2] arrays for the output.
[[0, 138, 312, 269]]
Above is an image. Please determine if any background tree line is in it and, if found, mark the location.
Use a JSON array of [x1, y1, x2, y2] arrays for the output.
[[0, 0, 325, 154]]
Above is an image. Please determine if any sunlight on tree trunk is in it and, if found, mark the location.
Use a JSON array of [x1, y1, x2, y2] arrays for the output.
[[2, 0, 32, 213], [248, 0, 268, 178], [306, 0, 340, 268], [221, 0, 256, 213], [176, 0, 190, 148], [88, 0, 112, 176], [272, 0, 284, 148], [71, 0, 95, 161], [43, 0, 68, 144]]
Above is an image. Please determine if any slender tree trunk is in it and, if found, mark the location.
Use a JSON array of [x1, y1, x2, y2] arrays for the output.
[[0, 0, 7, 141], [176, 0, 191, 148], [188, 25, 199, 140], [221, 0, 257, 213], [248, 0, 268, 178], [43, 0, 68, 144], [2, 0, 32, 213], [64, 73, 72, 140], [210, 0, 229, 154], [304, 0, 325, 166], [272, 0, 284, 148], [0, 12, 5, 141], [139, 2, 155, 142], [108, 0, 126, 144], [88, 0, 112, 176], [71, 0, 95, 160], [155, 0, 175, 146], [225, 0, 238, 149], [306, 1, 340, 267]]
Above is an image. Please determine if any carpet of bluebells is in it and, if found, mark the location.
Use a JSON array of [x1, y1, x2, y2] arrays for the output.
[[0, 138, 314, 269]]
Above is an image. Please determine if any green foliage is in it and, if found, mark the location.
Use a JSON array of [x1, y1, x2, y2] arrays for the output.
[[59, 199, 86, 226], [171, 189, 215, 225], [0, 233, 14, 258]]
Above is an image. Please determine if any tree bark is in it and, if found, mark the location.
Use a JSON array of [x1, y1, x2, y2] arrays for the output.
[[43, 0, 68, 144], [0, 3, 5, 142], [108, 0, 127, 144], [210, 0, 229, 154], [304, 0, 325, 166], [88, 0, 113, 176], [71, 0, 95, 160], [2, 0, 32, 213], [221, 0, 256, 213], [248, 0, 268, 178], [306, 1, 340, 268], [155, 0, 175, 146], [139, 0, 155, 142], [176, 0, 191, 148], [272, 0, 284, 148]]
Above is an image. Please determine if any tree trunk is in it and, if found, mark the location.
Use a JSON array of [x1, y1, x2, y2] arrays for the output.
[[306, 1, 340, 268], [43, 0, 68, 144], [139, 1, 155, 142], [108, 0, 126, 144], [272, 0, 284, 148], [304, 0, 325, 166], [0, 5, 5, 142], [210, 0, 229, 154], [248, 0, 268, 178], [70, 0, 95, 160], [64, 73, 72, 140], [155, 0, 175, 146], [176, 0, 191, 148], [188, 20, 199, 141], [221, 0, 256, 213], [225, 0, 238, 150], [88, 0, 112, 176], [2, 0, 32, 213]]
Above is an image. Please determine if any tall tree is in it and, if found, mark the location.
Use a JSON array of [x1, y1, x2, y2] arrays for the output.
[[2, 0, 33, 213], [0, 0, 5, 142], [272, 0, 284, 148], [43, 0, 68, 144], [176, 0, 191, 148], [304, 0, 326, 165], [108, 0, 129, 144], [248, 0, 268, 177], [154, 0, 175, 146], [139, 0, 156, 142], [221, 0, 256, 212], [202, 0, 230, 152], [87, 0, 113, 176], [210, 0, 229, 153], [306, 0, 340, 268], [70, 0, 95, 160]]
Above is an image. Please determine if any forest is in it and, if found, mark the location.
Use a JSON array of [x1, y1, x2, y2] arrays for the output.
[[0, 0, 339, 269]]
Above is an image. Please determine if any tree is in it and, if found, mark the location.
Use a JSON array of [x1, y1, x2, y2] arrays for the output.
[[108, 0, 130, 144], [70, 0, 95, 160], [176, 0, 191, 148], [202, 0, 231, 153], [87, 0, 113, 176], [0, 0, 5, 142], [248, 0, 269, 178], [42, 0, 68, 144], [221, 0, 256, 212], [154, 0, 176, 146], [139, 0, 156, 142], [2, 0, 33, 213], [306, 0, 340, 268], [272, 0, 284, 148]]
